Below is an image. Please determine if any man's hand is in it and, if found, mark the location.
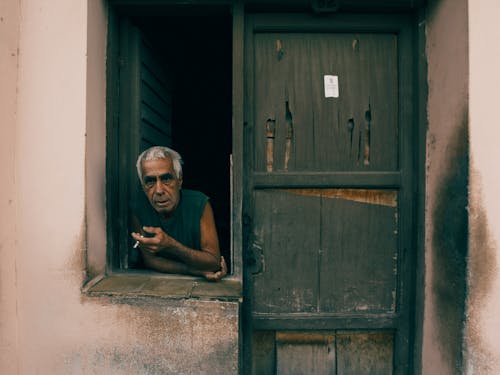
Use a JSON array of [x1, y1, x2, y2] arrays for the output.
[[131, 226, 175, 254], [202, 256, 228, 281]]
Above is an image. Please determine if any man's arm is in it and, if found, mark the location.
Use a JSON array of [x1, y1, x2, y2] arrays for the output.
[[131, 202, 226, 279], [141, 252, 227, 281]]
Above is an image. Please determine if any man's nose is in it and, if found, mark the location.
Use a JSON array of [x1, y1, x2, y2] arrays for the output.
[[153, 178, 165, 193]]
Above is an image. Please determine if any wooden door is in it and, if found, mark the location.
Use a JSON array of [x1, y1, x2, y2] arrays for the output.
[[243, 14, 414, 374]]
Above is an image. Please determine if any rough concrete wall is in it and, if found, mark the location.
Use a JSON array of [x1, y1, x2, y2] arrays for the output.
[[0, 1, 20, 374], [423, 0, 469, 373], [53, 298, 239, 374], [467, 0, 500, 373], [0, 1, 239, 373]]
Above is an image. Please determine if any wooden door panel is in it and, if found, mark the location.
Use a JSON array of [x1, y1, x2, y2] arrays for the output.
[[251, 331, 276, 375], [252, 189, 398, 315], [276, 332, 336, 375], [253, 33, 398, 172], [336, 332, 394, 375], [319, 190, 398, 313], [250, 331, 394, 375], [252, 190, 320, 314]]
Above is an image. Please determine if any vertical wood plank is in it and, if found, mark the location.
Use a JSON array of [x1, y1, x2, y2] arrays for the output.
[[118, 19, 142, 269], [253, 33, 398, 172], [232, 0, 244, 280], [251, 331, 276, 375], [336, 332, 394, 375], [276, 332, 335, 375], [138, 33, 172, 150], [106, 7, 120, 270], [252, 190, 320, 313], [319, 191, 398, 313], [253, 33, 289, 172]]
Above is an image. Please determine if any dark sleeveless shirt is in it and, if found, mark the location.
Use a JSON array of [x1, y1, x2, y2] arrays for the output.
[[131, 189, 209, 250]]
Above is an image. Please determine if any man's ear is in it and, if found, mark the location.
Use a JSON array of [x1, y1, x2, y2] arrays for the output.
[[178, 177, 183, 188]]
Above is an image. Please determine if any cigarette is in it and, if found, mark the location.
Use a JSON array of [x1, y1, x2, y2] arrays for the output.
[[133, 234, 144, 249]]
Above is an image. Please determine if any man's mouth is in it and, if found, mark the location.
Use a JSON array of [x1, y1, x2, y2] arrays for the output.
[[155, 199, 170, 207]]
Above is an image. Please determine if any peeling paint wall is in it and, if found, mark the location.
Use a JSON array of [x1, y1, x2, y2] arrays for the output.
[[0, 1, 239, 374], [423, 0, 469, 373], [467, 0, 500, 373]]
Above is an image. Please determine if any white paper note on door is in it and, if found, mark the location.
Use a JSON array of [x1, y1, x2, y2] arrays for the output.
[[324, 75, 339, 98]]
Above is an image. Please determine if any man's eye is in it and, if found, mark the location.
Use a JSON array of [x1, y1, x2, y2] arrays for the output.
[[143, 177, 155, 187], [160, 174, 174, 185]]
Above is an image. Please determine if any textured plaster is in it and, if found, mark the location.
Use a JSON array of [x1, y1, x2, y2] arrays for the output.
[[85, 0, 107, 279], [0, 1, 239, 374], [423, 0, 469, 373], [0, 1, 21, 374], [466, 0, 500, 373]]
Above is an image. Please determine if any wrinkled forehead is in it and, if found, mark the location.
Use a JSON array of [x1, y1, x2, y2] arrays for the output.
[[141, 157, 174, 177]]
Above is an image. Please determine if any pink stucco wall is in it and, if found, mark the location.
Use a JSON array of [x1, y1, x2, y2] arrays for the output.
[[0, 1, 238, 373], [423, 0, 469, 373], [423, 0, 500, 373], [467, 0, 500, 373], [0, 1, 21, 373], [3, 0, 500, 373]]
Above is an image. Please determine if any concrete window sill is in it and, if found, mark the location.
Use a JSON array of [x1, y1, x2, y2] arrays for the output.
[[83, 272, 242, 302]]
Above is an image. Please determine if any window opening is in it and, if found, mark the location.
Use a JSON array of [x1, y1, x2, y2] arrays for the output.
[[115, 9, 232, 273]]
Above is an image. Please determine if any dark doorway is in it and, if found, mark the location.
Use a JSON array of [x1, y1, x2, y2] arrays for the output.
[[127, 11, 233, 270]]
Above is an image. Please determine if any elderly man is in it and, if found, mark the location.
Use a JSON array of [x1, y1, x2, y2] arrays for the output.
[[130, 146, 227, 281]]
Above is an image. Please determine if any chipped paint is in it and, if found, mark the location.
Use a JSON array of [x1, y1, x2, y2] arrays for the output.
[[352, 38, 359, 52], [363, 104, 372, 166], [276, 39, 285, 60], [266, 118, 276, 172], [284, 101, 293, 171], [281, 188, 397, 207]]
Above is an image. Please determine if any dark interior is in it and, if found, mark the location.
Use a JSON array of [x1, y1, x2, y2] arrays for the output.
[[132, 10, 233, 271]]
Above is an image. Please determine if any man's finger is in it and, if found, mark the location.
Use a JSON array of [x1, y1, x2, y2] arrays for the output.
[[220, 256, 227, 274], [142, 226, 161, 235], [131, 232, 143, 241]]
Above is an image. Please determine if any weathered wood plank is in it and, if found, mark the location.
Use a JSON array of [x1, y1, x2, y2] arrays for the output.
[[253, 33, 398, 172], [251, 313, 397, 331], [252, 190, 320, 313], [320, 191, 398, 313], [276, 332, 335, 375], [251, 331, 276, 375], [253, 171, 401, 188], [336, 332, 394, 375]]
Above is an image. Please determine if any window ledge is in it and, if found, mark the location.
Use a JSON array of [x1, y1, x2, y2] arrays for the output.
[[83, 272, 242, 302]]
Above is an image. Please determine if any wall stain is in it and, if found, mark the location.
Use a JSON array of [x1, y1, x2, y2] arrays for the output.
[[465, 165, 497, 373], [67, 298, 238, 374], [431, 110, 468, 372]]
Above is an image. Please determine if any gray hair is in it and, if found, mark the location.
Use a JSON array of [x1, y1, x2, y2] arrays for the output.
[[136, 146, 183, 182]]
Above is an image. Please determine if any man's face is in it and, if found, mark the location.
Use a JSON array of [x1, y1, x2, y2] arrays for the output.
[[141, 157, 182, 218]]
